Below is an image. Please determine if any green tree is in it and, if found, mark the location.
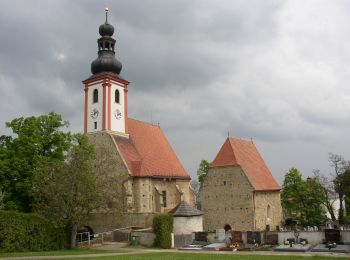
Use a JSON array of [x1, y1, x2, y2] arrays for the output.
[[33, 133, 122, 248], [0, 113, 71, 212], [334, 169, 350, 222], [329, 153, 350, 223], [0, 189, 4, 210], [33, 134, 97, 248], [281, 168, 326, 226], [197, 159, 210, 186], [312, 169, 337, 221]]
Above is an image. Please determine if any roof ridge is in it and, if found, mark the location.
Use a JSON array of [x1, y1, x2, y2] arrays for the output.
[[128, 117, 160, 128], [227, 138, 239, 164]]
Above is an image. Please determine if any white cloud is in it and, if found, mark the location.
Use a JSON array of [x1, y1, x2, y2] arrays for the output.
[[53, 51, 67, 62]]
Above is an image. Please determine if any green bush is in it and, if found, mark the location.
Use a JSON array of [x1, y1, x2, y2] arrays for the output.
[[153, 214, 173, 249], [0, 211, 66, 252]]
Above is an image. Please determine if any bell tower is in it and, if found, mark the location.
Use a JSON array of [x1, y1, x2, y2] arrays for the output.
[[83, 8, 129, 135]]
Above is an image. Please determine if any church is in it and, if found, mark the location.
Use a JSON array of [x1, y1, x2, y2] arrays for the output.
[[201, 137, 282, 232], [83, 9, 194, 233]]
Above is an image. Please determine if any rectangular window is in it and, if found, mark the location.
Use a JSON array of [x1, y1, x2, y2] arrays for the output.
[[94, 122, 97, 129], [162, 191, 167, 208]]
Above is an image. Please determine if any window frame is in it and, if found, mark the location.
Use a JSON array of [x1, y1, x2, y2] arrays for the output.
[[115, 89, 120, 103], [162, 190, 167, 208], [93, 89, 98, 103]]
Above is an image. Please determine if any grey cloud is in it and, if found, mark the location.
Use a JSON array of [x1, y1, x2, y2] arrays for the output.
[[1, 0, 350, 183]]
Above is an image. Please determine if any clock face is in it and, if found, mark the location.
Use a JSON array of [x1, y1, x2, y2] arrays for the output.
[[90, 108, 99, 119], [114, 109, 122, 120]]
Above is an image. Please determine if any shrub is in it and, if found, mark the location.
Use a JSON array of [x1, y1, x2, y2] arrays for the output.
[[0, 211, 66, 252], [153, 214, 173, 249]]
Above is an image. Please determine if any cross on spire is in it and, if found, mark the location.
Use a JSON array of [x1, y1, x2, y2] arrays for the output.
[[105, 7, 109, 23]]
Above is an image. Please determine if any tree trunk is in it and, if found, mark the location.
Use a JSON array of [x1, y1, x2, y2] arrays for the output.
[[339, 193, 345, 223], [70, 223, 78, 249], [326, 203, 336, 221], [325, 192, 336, 221]]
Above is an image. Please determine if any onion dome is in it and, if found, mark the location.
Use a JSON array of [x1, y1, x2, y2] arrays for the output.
[[99, 22, 114, 36], [91, 8, 122, 75]]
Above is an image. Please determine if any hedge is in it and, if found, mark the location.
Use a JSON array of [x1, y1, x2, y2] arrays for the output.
[[153, 214, 173, 248], [0, 210, 66, 252]]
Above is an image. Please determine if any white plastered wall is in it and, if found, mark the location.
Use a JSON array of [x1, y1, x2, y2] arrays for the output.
[[87, 83, 103, 132], [110, 83, 125, 133], [173, 216, 203, 235]]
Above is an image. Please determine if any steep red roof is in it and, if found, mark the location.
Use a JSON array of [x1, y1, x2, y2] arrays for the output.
[[211, 138, 280, 191], [113, 118, 190, 179]]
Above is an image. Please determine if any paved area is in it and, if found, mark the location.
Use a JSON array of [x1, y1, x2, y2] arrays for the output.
[[1, 244, 350, 260]]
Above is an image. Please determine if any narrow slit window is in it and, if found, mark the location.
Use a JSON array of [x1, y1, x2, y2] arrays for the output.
[[267, 205, 271, 219], [115, 89, 120, 103], [93, 89, 98, 103], [162, 191, 167, 208], [94, 122, 97, 129]]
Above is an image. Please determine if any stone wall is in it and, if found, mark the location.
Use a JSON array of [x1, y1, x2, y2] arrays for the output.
[[254, 191, 282, 231], [87, 212, 156, 234], [175, 179, 196, 207], [133, 178, 194, 213], [201, 166, 255, 231], [131, 231, 155, 246], [87, 132, 131, 233], [86, 132, 194, 233]]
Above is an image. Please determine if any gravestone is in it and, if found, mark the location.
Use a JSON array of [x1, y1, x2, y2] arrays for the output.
[[247, 231, 261, 244], [194, 232, 208, 242], [216, 229, 225, 242], [231, 231, 243, 243], [324, 229, 341, 244], [287, 238, 295, 243], [265, 233, 278, 245]]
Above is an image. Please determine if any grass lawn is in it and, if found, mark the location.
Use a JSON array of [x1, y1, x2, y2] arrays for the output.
[[0, 248, 127, 258], [59, 252, 350, 260]]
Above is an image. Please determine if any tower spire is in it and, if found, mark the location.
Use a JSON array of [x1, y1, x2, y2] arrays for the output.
[[91, 8, 122, 75], [105, 6, 109, 23]]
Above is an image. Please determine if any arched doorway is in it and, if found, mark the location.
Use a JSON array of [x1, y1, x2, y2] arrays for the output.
[[224, 224, 232, 232], [77, 226, 94, 242]]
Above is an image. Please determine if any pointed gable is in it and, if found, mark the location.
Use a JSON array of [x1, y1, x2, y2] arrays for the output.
[[113, 118, 190, 179], [211, 137, 280, 191]]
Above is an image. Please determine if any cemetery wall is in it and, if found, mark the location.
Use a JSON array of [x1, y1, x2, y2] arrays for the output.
[[206, 230, 350, 245], [254, 191, 282, 231], [131, 230, 350, 247], [278, 231, 350, 245], [131, 231, 156, 246], [278, 231, 323, 245], [201, 166, 255, 231]]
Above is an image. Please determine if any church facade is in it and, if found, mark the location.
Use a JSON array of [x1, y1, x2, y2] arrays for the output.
[[83, 10, 194, 233], [201, 137, 282, 232]]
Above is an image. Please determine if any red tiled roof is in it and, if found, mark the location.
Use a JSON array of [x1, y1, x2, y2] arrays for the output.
[[113, 118, 190, 179], [211, 137, 280, 191]]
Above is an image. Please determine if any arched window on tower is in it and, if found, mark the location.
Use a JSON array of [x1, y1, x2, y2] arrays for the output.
[[115, 89, 120, 103], [93, 89, 98, 103]]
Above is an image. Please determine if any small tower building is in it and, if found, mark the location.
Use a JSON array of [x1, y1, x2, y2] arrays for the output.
[[201, 137, 282, 232]]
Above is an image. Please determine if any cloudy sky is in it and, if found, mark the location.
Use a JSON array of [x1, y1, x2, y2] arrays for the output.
[[1, 0, 350, 184]]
